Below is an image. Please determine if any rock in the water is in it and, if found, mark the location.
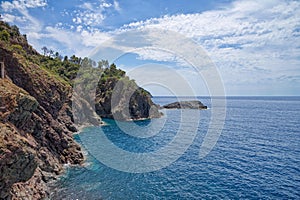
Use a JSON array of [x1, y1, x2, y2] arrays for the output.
[[163, 100, 207, 109]]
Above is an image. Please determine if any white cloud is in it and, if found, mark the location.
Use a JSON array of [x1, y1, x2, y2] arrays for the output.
[[1, 0, 46, 33], [1, 13, 26, 23], [24, 26, 111, 57], [43, 27, 108, 57], [101, 2, 112, 8], [1, 0, 298, 95], [134, 48, 187, 65], [76, 25, 83, 32], [1, 0, 47, 11], [72, 0, 121, 27], [113, 0, 121, 12], [21, 0, 47, 8], [1, 1, 15, 11], [73, 12, 105, 26], [117, 0, 300, 92], [80, 29, 111, 47], [44, 26, 80, 47], [80, 2, 94, 10]]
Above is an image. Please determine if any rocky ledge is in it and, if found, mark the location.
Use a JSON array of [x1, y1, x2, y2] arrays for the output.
[[163, 100, 207, 109]]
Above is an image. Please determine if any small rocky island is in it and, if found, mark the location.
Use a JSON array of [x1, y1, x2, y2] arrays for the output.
[[163, 100, 207, 109]]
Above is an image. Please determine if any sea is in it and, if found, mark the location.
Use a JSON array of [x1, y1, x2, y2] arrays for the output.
[[50, 96, 300, 199]]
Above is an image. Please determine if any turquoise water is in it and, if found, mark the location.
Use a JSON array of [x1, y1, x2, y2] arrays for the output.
[[51, 97, 300, 199]]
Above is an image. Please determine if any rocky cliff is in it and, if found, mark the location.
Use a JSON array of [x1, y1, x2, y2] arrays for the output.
[[0, 22, 84, 199], [0, 21, 161, 199], [95, 66, 161, 121]]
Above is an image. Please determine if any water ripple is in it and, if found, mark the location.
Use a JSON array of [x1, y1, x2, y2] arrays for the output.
[[50, 97, 300, 199]]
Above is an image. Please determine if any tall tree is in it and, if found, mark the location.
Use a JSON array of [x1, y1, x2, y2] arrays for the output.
[[49, 49, 54, 57], [41, 46, 48, 56]]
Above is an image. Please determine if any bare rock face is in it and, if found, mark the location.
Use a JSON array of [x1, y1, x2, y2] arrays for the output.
[[0, 122, 38, 199], [0, 46, 84, 199], [0, 80, 39, 199], [95, 77, 161, 121], [163, 100, 207, 109], [72, 91, 102, 126]]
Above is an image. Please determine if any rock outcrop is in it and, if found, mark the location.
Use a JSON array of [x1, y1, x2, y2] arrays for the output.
[[163, 100, 207, 109], [95, 68, 161, 121]]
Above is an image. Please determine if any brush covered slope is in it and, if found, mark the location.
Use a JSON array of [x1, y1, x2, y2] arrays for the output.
[[0, 21, 84, 199]]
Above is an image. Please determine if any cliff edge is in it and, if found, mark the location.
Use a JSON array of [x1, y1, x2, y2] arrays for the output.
[[0, 21, 84, 199]]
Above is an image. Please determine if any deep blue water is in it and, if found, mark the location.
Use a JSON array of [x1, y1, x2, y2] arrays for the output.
[[51, 96, 300, 199]]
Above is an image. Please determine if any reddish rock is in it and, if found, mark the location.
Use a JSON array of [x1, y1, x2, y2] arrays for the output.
[[0, 47, 84, 199]]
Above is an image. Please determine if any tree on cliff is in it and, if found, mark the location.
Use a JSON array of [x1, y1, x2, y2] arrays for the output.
[[41, 46, 48, 56]]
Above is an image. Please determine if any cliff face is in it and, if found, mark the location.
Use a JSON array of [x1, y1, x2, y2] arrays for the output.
[[0, 60, 84, 199], [95, 76, 161, 121], [0, 21, 160, 199], [0, 80, 38, 199], [0, 22, 84, 199]]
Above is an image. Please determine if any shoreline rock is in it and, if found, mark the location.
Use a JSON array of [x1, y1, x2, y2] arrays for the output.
[[162, 100, 207, 109]]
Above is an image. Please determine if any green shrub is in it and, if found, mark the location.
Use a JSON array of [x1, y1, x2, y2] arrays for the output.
[[0, 29, 10, 41], [11, 44, 25, 54]]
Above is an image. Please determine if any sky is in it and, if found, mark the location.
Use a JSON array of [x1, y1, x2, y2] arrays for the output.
[[0, 0, 300, 96]]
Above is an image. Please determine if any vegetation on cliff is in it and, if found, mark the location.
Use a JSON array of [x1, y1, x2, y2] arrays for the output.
[[0, 21, 84, 199], [95, 64, 161, 120], [0, 21, 160, 199]]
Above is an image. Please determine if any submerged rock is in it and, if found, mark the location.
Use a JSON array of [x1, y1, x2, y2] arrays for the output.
[[163, 100, 207, 109]]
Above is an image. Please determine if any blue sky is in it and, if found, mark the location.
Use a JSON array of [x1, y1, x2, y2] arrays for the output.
[[1, 0, 300, 96]]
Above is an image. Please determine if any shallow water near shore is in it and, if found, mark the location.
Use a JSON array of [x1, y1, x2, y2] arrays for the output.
[[50, 96, 300, 199]]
